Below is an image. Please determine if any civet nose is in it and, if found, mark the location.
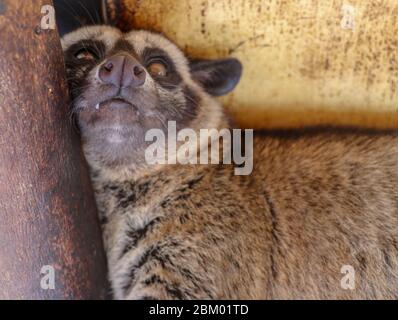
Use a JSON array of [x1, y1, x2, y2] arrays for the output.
[[98, 54, 146, 88]]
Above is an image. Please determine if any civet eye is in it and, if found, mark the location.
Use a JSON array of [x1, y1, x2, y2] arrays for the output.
[[147, 61, 168, 77], [74, 49, 96, 61]]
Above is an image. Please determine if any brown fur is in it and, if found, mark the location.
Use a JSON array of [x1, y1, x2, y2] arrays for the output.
[[92, 131, 398, 299], [62, 26, 398, 299]]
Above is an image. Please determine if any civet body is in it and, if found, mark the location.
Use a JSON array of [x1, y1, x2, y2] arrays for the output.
[[62, 26, 398, 299]]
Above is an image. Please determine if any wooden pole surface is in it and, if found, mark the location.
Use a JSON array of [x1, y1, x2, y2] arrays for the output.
[[0, 0, 108, 299]]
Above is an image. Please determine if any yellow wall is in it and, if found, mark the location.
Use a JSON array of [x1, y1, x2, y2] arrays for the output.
[[114, 0, 398, 129]]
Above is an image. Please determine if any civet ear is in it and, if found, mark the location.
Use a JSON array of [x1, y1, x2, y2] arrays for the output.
[[189, 58, 243, 96]]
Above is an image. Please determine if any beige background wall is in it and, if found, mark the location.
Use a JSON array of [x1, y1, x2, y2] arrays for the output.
[[111, 0, 398, 129]]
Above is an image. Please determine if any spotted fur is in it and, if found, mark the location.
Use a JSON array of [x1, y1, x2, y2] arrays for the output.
[[63, 26, 398, 299]]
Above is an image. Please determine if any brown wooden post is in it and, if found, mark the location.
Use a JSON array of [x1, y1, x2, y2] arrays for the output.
[[0, 0, 108, 299]]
